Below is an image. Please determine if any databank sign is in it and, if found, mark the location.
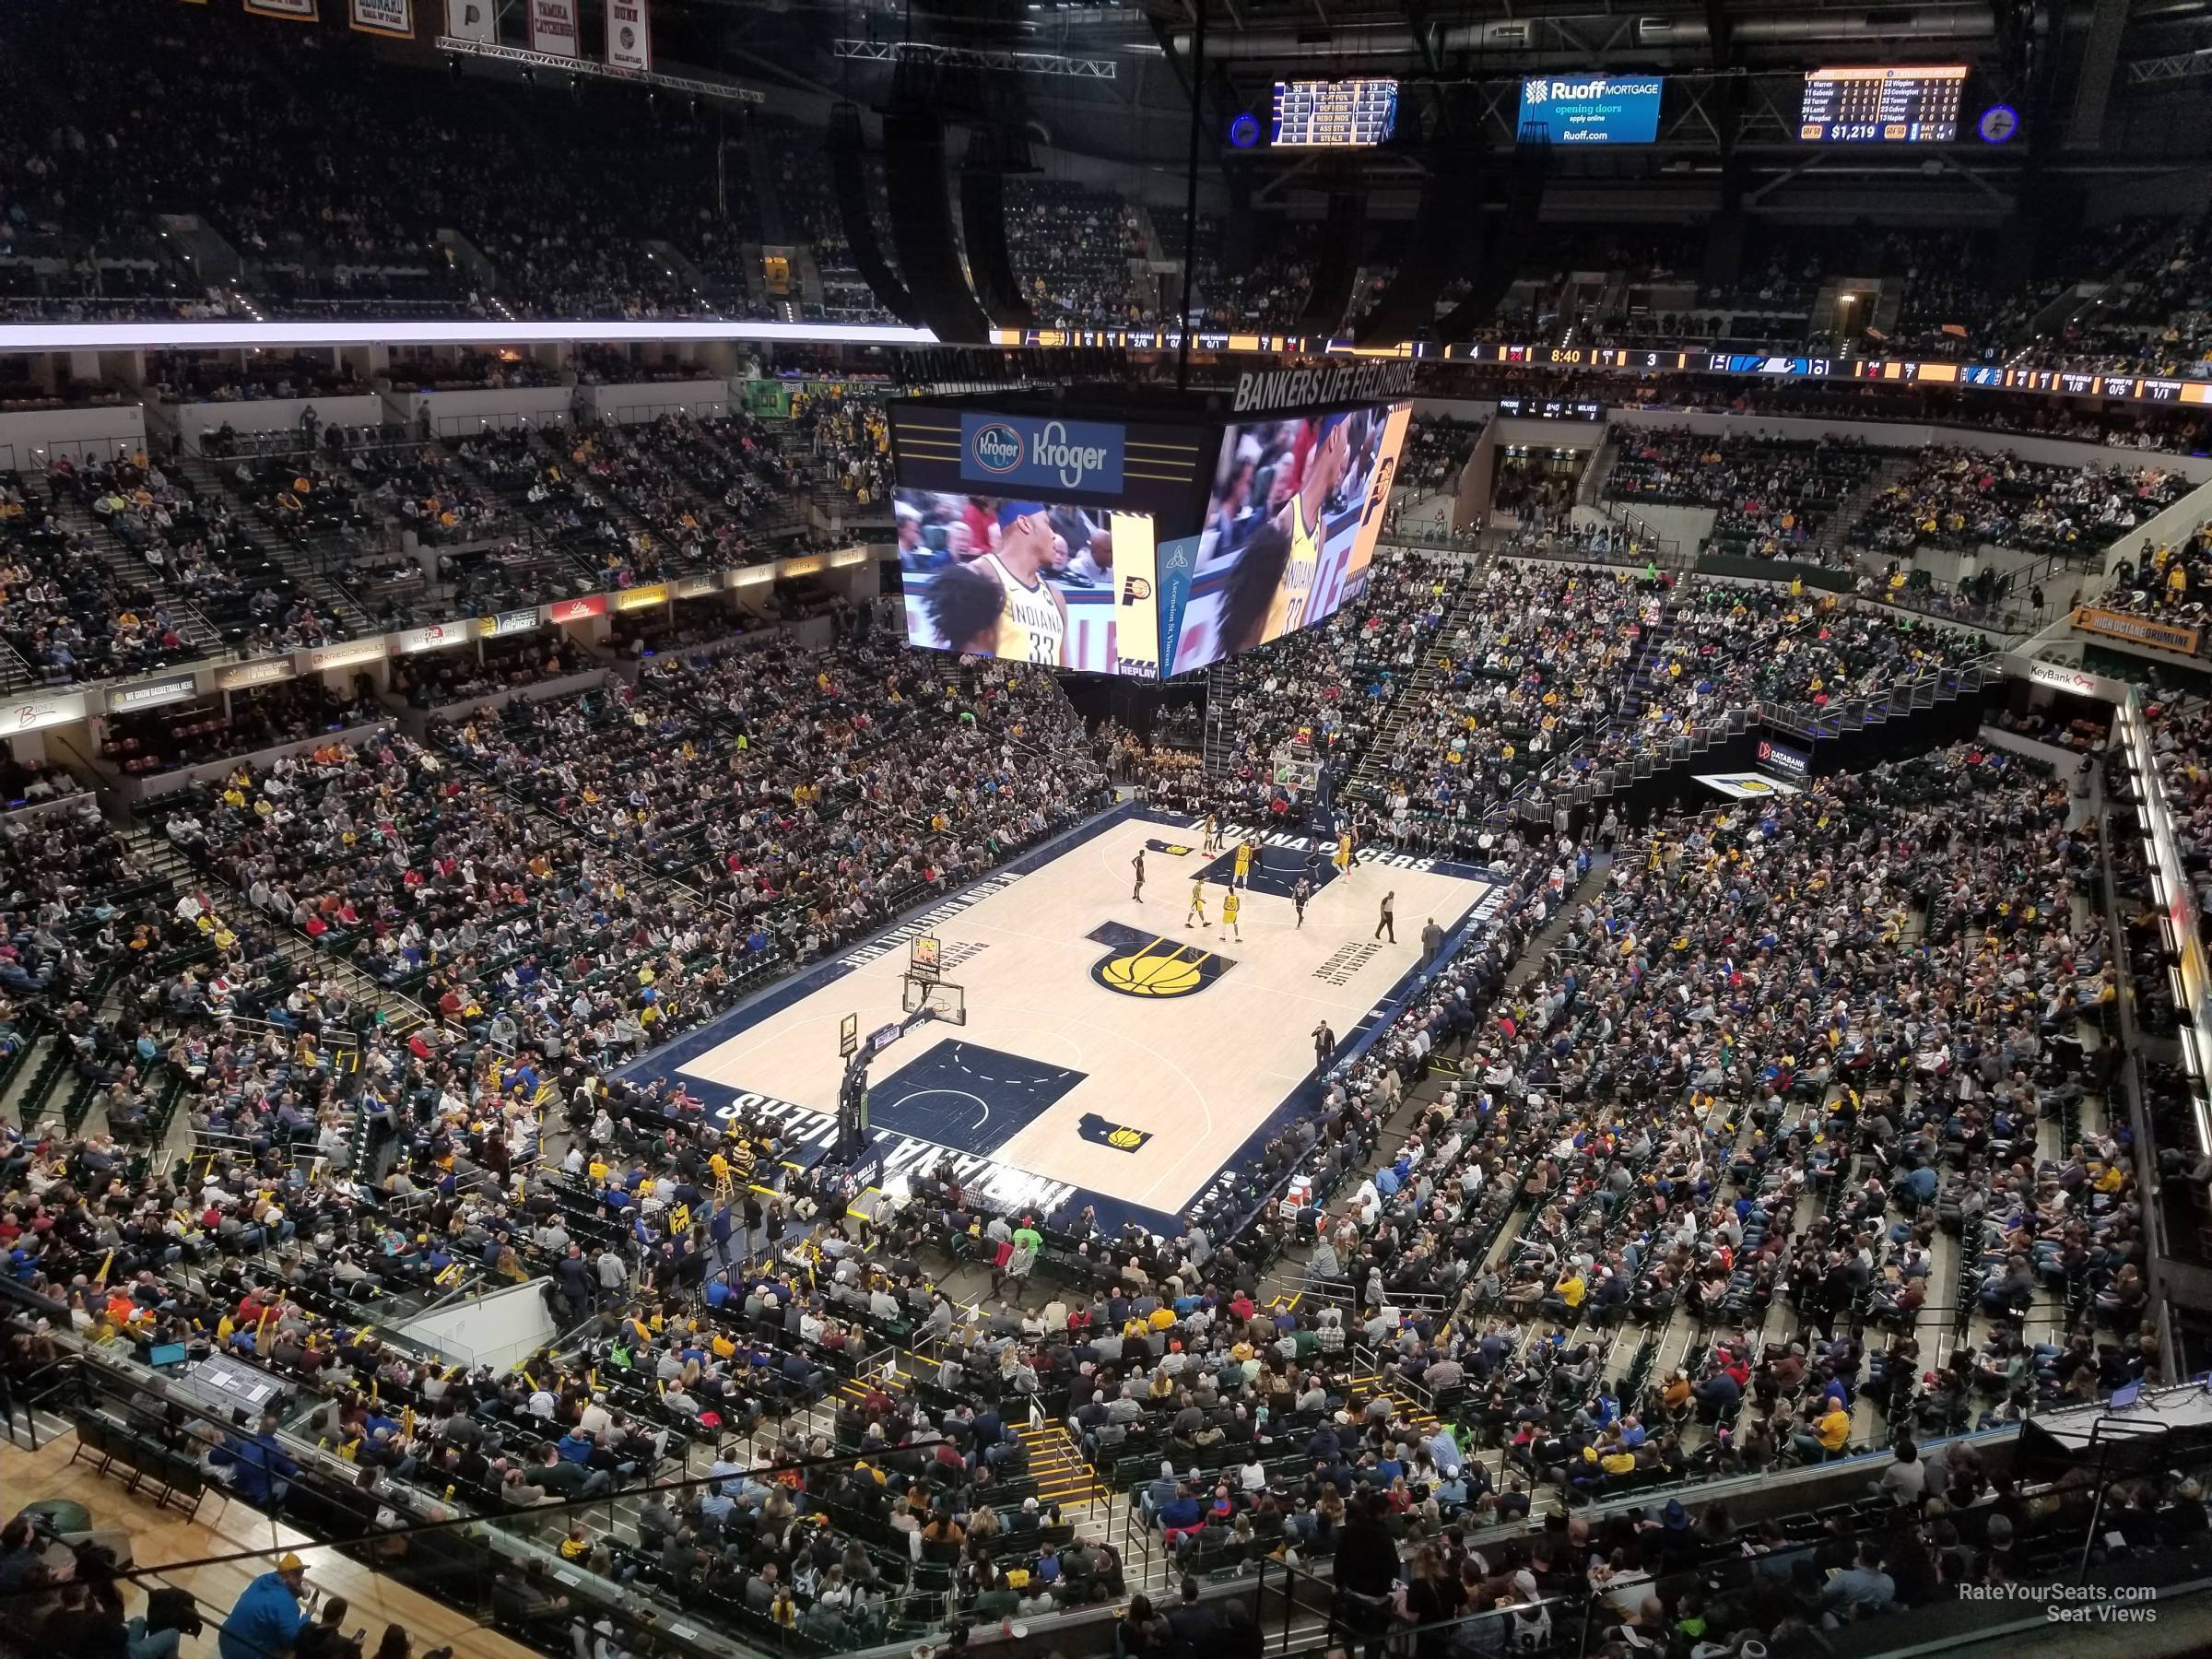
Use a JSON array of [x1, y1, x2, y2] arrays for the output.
[[1517, 75, 1664, 145]]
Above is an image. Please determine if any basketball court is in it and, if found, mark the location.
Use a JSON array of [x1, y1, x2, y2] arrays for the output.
[[626, 806, 1506, 1234]]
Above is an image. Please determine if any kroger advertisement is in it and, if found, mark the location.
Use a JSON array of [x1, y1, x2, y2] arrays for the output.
[[896, 491, 1162, 677], [1516, 75, 1665, 145], [1161, 402, 1410, 678], [959, 411, 1124, 496]]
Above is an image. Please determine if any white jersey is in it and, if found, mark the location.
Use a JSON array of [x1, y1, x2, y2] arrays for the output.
[[982, 553, 1065, 665]]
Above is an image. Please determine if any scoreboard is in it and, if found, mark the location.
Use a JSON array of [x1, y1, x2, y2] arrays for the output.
[[976, 328, 2212, 412], [1497, 395, 1606, 421], [1800, 65, 1967, 143], [1270, 78, 1399, 147]]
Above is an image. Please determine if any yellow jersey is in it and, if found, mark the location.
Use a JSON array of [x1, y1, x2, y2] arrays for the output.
[[1262, 499, 1321, 641], [1335, 833, 1352, 868], [1222, 891, 1241, 921], [1233, 843, 1253, 873], [981, 553, 1065, 665]]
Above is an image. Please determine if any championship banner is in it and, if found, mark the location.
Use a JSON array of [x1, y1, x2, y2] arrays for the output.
[[443, 0, 497, 43], [606, 0, 652, 71], [2073, 606, 2201, 656], [349, 0, 413, 36], [244, 0, 319, 16], [527, 0, 579, 56]]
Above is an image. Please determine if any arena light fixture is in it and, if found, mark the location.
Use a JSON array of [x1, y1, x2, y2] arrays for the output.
[[0, 320, 942, 350]]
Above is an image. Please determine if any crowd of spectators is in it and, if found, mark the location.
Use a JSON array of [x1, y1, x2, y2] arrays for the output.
[[1006, 181, 1149, 327], [1399, 416, 1485, 495], [2098, 518, 2212, 636], [435, 636, 1105, 958], [0, 538, 2191, 1659], [786, 387, 891, 511], [1844, 450, 2190, 561], [1139, 550, 1460, 826], [1605, 428, 1884, 565]]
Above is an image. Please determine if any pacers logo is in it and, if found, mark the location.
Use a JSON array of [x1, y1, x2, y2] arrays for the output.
[[1077, 1113, 1154, 1154], [1086, 921, 1234, 1000], [1144, 838, 1194, 856]]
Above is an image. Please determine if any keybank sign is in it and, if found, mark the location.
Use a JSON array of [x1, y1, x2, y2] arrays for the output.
[[959, 411, 1125, 495]]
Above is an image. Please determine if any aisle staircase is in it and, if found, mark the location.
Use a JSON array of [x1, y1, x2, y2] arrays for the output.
[[1017, 1418, 1111, 1511], [175, 453, 377, 638], [1613, 616, 1674, 727], [1803, 451, 1913, 567], [1343, 1361, 1443, 1439], [1351, 581, 1488, 798], [1202, 661, 1243, 776], [44, 492, 226, 659]]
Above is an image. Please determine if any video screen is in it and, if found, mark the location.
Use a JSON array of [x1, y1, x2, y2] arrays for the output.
[[895, 490, 1159, 677], [1270, 78, 1399, 147], [1163, 402, 1410, 677]]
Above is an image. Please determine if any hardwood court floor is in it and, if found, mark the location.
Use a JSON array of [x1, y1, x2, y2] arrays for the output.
[[0, 1430, 535, 1659], [674, 814, 1502, 1216]]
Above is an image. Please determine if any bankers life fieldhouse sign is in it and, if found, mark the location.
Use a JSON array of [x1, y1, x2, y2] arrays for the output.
[[1232, 359, 1418, 414]]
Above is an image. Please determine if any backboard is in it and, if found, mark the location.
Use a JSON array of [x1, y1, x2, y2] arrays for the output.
[[901, 973, 966, 1025]]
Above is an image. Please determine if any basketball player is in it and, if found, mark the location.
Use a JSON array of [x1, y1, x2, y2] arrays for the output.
[[1219, 883, 1242, 942], [1185, 877, 1208, 930], [1232, 836, 1254, 889], [1291, 876, 1312, 929], [1302, 842, 1323, 888], [1215, 414, 1354, 657], [1334, 826, 1355, 879], [1203, 811, 1220, 853], [1131, 848, 1146, 904], [940, 500, 1070, 665]]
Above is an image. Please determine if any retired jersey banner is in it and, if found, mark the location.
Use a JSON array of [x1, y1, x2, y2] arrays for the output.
[[243, 0, 319, 17], [443, 0, 497, 42], [527, 0, 580, 55], [606, 0, 652, 71], [350, 0, 413, 36]]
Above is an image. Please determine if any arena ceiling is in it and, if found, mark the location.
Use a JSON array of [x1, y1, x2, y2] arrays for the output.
[[684, 0, 2212, 204]]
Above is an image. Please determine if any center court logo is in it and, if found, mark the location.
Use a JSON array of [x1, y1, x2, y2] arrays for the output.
[[1086, 921, 1234, 999], [970, 422, 1024, 476]]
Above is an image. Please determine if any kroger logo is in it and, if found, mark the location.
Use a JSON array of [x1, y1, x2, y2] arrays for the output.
[[959, 410, 1124, 493], [1031, 421, 1111, 489], [971, 422, 1024, 476]]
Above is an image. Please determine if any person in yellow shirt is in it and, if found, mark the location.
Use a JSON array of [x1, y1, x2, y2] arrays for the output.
[[1554, 1270, 1585, 1312], [1794, 1400, 1853, 1462]]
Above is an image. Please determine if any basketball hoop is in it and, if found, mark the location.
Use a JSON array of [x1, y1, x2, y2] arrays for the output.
[[901, 973, 967, 1025], [1272, 739, 1321, 794]]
